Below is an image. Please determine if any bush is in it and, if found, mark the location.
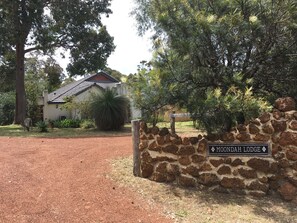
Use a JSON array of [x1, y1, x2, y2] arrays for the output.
[[53, 119, 81, 128], [190, 86, 272, 134], [80, 119, 95, 129], [0, 92, 15, 125], [92, 88, 129, 131], [36, 121, 48, 132]]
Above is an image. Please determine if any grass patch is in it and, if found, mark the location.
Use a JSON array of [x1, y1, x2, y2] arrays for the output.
[[0, 121, 200, 138], [0, 124, 132, 138], [108, 156, 297, 223], [151, 121, 204, 137]]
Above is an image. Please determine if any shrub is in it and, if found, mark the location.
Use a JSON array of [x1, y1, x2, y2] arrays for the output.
[[36, 121, 48, 132], [0, 92, 15, 125], [53, 119, 81, 128], [80, 119, 95, 129], [190, 86, 272, 134], [91, 88, 129, 131]]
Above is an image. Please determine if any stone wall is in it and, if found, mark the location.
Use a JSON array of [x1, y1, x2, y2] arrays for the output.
[[137, 97, 297, 203]]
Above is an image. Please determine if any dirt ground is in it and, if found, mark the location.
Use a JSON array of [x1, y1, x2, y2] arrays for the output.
[[0, 136, 172, 223]]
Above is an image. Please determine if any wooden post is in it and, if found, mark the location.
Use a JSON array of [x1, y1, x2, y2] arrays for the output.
[[132, 119, 141, 177], [170, 111, 176, 134]]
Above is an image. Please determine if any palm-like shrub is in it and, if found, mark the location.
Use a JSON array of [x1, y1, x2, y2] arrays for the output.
[[91, 88, 129, 131]]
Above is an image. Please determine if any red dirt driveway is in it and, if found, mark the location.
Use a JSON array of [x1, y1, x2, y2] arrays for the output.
[[0, 136, 171, 223]]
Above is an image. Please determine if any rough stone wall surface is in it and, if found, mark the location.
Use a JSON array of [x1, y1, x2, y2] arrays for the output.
[[138, 97, 297, 203]]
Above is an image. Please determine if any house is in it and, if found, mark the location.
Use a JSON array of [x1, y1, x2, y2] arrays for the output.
[[38, 71, 141, 122]]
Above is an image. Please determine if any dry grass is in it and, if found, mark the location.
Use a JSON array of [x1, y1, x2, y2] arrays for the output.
[[108, 156, 297, 223]]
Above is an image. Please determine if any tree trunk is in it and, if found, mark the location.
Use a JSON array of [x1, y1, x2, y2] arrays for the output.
[[14, 41, 26, 124]]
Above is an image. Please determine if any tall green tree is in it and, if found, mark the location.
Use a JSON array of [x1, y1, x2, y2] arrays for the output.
[[0, 0, 115, 124], [133, 0, 297, 133], [127, 60, 167, 126]]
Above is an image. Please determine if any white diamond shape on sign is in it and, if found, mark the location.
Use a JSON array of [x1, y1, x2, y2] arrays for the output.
[[262, 147, 266, 152], [211, 147, 215, 152]]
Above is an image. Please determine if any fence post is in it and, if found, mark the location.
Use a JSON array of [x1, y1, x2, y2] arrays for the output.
[[170, 111, 176, 134], [132, 119, 141, 177]]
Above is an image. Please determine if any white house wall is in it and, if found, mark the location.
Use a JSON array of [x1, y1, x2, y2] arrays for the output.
[[71, 86, 103, 119], [44, 104, 69, 121]]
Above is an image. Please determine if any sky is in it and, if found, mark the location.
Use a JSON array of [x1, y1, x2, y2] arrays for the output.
[[54, 0, 152, 76], [101, 0, 152, 75]]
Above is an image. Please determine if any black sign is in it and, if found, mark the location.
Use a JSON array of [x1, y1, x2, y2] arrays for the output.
[[208, 143, 270, 156]]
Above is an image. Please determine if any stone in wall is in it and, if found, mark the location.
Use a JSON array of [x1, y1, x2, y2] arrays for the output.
[[217, 165, 232, 175], [148, 141, 161, 152], [159, 127, 169, 136], [191, 154, 206, 163], [262, 124, 274, 134], [279, 132, 297, 147], [162, 144, 179, 154], [189, 137, 199, 145], [139, 140, 148, 151], [172, 137, 182, 145], [231, 158, 244, 167], [272, 120, 287, 132], [289, 120, 297, 130], [151, 172, 168, 182], [292, 162, 297, 171], [154, 156, 177, 162], [278, 182, 297, 201], [179, 156, 191, 166], [259, 112, 271, 123], [237, 124, 247, 133], [151, 126, 159, 135], [249, 124, 260, 134], [198, 173, 219, 186], [178, 145, 195, 155], [199, 163, 212, 171], [156, 162, 167, 173], [197, 139, 207, 153], [247, 158, 271, 173], [141, 151, 153, 163], [273, 109, 282, 120], [253, 133, 270, 142], [221, 132, 235, 141], [236, 133, 251, 141], [184, 165, 200, 177], [221, 177, 245, 189], [274, 97, 296, 112], [140, 162, 154, 178], [238, 168, 257, 179], [247, 180, 269, 193], [182, 137, 190, 145], [209, 159, 224, 167], [286, 150, 297, 161], [178, 175, 196, 187]]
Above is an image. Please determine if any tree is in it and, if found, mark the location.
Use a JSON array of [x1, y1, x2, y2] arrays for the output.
[[25, 56, 64, 123], [0, 0, 115, 124], [44, 57, 64, 92], [133, 0, 297, 133], [91, 88, 129, 131], [127, 60, 167, 126]]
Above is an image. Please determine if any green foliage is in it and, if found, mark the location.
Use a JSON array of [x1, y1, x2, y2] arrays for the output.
[[132, 0, 297, 133], [0, 0, 115, 123], [36, 121, 48, 132], [91, 88, 129, 131], [53, 119, 81, 128], [62, 96, 93, 120], [190, 86, 271, 134], [0, 92, 15, 125], [80, 119, 96, 129], [127, 61, 167, 126]]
